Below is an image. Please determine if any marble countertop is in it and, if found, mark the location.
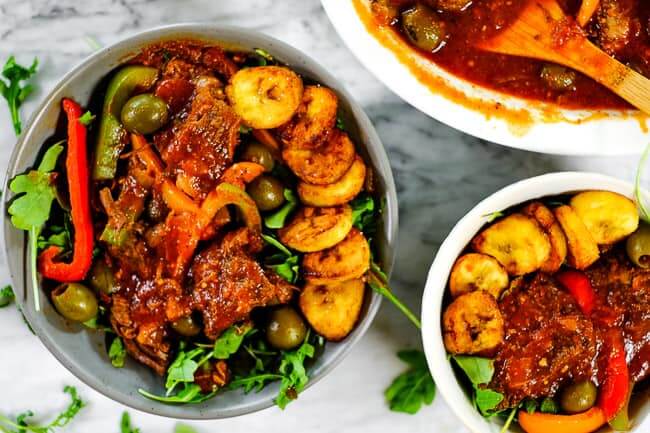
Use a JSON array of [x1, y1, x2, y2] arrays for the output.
[[0, 1, 646, 432]]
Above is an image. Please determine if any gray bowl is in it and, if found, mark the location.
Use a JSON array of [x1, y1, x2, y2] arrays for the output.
[[1, 24, 398, 419]]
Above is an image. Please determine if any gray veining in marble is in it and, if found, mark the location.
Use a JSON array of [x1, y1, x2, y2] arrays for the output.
[[0, 1, 645, 432]]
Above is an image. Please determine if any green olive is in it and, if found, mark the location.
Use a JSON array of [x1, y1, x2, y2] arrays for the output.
[[626, 223, 650, 268], [266, 306, 307, 350], [52, 283, 99, 323], [120, 93, 169, 135], [401, 4, 447, 53], [540, 64, 577, 91], [240, 142, 275, 172], [247, 175, 285, 211], [171, 314, 202, 337], [89, 260, 116, 295], [560, 380, 598, 414]]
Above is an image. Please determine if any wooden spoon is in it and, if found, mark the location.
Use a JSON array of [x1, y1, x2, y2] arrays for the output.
[[477, 0, 650, 113]]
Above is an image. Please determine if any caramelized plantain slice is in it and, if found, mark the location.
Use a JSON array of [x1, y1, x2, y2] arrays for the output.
[[283, 130, 356, 185], [302, 228, 370, 284], [443, 290, 504, 356], [569, 191, 639, 245], [226, 66, 303, 129], [522, 201, 568, 273], [279, 85, 338, 147], [553, 205, 600, 270], [471, 213, 551, 276], [449, 253, 509, 300], [297, 154, 366, 207], [279, 205, 353, 253], [299, 278, 365, 341]]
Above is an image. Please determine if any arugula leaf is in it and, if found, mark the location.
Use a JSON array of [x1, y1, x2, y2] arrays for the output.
[[523, 399, 538, 414], [254, 48, 274, 66], [276, 332, 315, 409], [213, 322, 253, 359], [635, 142, 650, 223], [239, 124, 252, 134], [264, 189, 298, 229], [540, 397, 559, 414], [109, 337, 127, 368], [336, 116, 346, 131], [350, 194, 376, 232], [8, 143, 64, 312], [138, 384, 216, 404], [229, 373, 284, 394], [451, 356, 495, 385], [174, 424, 198, 433], [0, 285, 14, 308], [385, 350, 435, 414], [475, 388, 504, 415], [368, 261, 421, 328], [165, 347, 205, 395], [0, 56, 38, 135], [0, 386, 85, 433], [78, 111, 95, 126], [484, 210, 504, 223], [262, 234, 300, 283], [500, 406, 518, 433], [120, 412, 140, 433]]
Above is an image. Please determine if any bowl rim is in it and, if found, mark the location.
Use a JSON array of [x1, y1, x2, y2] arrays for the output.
[[421, 172, 649, 433], [1, 23, 399, 419], [321, 0, 650, 156]]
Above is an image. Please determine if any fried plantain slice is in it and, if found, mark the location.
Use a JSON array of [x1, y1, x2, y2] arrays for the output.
[[297, 154, 366, 207], [569, 191, 639, 245], [279, 205, 353, 253], [522, 201, 568, 273], [443, 290, 504, 356], [553, 205, 600, 270], [299, 278, 365, 341], [226, 66, 303, 129], [302, 228, 370, 284], [471, 213, 551, 276], [279, 85, 338, 148], [449, 253, 509, 300]]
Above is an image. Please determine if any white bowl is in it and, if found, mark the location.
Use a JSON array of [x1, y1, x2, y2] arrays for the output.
[[421, 172, 650, 433], [322, 0, 650, 155]]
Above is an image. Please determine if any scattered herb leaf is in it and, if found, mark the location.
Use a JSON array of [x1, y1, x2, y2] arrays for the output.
[[174, 424, 198, 433], [475, 388, 504, 415], [350, 194, 376, 233], [0, 56, 38, 135], [0, 386, 84, 433], [0, 285, 14, 308], [120, 412, 140, 433], [8, 142, 64, 311], [213, 322, 253, 359], [78, 111, 95, 126], [385, 350, 435, 414], [276, 332, 315, 409], [540, 397, 559, 414], [451, 356, 495, 386]]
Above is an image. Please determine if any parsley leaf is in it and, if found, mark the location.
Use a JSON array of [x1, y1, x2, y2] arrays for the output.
[[8, 142, 64, 311], [264, 189, 298, 229], [385, 350, 435, 414], [276, 332, 315, 409], [0, 386, 85, 433], [0, 56, 38, 135], [120, 412, 140, 433], [109, 337, 127, 368], [0, 285, 14, 308]]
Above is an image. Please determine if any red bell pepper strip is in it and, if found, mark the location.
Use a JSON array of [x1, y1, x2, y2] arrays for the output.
[[598, 330, 630, 421], [38, 98, 94, 282], [556, 270, 597, 315]]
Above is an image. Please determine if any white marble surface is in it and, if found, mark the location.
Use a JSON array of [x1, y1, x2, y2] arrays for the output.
[[0, 1, 646, 432]]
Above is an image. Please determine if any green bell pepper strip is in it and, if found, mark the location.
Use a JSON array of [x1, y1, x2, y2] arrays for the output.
[[92, 66, 158, 180]]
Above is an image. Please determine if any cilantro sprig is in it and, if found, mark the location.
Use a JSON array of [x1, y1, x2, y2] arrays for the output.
[[0, 386, 84, 433], [8, 142, 64, 311], [0, 56, 38, 135]]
